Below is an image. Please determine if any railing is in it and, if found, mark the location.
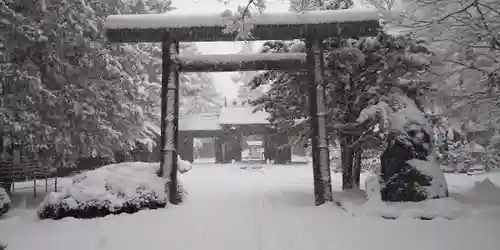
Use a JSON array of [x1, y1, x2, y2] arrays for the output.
[[0, 157, 59, 197]]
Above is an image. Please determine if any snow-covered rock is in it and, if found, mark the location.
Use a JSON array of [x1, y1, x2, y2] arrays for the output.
[[38, 162, 186, 220], [0, 187, 10, 217]]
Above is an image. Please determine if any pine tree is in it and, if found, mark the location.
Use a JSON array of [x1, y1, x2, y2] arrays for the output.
[[0, 0, 223, 167]]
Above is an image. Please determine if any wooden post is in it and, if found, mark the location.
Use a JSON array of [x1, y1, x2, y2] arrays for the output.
[[214, 136, 223, 163], [180, 133, 194, 162], [274, 132, 292, 164], [55, 161, 62, 192], [33, 173, 37, 198], [235, 129, 243, 162], [306, 37, 333, 206], [160, 38, 180, 204]]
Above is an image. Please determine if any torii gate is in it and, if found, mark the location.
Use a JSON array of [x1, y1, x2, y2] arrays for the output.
[[105, 9, 379, 205]]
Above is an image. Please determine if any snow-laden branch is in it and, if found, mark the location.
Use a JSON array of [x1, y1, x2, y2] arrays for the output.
[[356, 93, 432, 136]]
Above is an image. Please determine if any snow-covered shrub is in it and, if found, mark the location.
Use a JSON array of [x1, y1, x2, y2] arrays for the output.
[[358, 93, 449, 202], [0, 187, 10, 217], [443, 140, 475, 171], [0, 240, 6, 250], [361, 149, 381, 172], [38, 161, 188, 220], [481, 152, 500, 172], [439, 137, 499, 173], [479, 135, 500, 172], [329, 145, 341, 172], [433, 118, 500, 173], [178, 156, 192, 173]]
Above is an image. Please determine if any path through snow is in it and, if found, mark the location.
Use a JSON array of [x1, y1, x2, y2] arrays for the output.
[[1, 164, 500, 250]]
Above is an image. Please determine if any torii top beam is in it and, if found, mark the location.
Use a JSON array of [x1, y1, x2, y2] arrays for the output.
[[105, 8, 380, 43]]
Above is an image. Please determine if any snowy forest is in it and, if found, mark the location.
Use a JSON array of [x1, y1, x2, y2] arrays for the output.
[[0, 0, 222, 167]]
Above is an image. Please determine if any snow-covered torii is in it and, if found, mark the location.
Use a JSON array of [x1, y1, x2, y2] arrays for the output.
[[105, 9, 380, 205]]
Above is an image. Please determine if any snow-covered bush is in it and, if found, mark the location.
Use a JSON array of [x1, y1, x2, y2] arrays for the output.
[[443, 140, 475, 171], [433, 118, 500, 173], [0, 187, 10, 217], [478, 135, 500, 172], [0, 240, 6, 250], [329, 145, 341, 172], [178, 156, 192, 173], [38, 160, 190, 220], [361, 149, 381, 172], [358, 93, 449, 202]]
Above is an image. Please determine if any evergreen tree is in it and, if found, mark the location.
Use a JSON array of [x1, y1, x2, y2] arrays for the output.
[[0, 0, 220, 167]]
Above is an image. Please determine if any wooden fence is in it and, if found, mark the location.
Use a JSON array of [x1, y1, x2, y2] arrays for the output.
[[0, 157, 58, 197]]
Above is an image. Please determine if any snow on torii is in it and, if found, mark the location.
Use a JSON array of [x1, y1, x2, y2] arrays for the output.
[[105, 8, 380, 42]]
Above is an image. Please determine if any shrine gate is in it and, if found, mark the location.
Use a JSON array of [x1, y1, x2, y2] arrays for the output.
[[105, 9, 379, 205]]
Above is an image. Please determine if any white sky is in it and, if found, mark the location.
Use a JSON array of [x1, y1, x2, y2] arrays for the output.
[[171, 0, 366, 99], [170, 0, 290, 100]]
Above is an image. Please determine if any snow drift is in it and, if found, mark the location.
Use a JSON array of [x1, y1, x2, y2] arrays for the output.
[[0, 187, 10, 217], [38, 158, 192, 220], [345, 175, 500, 220], [459, 178, 500, 205]]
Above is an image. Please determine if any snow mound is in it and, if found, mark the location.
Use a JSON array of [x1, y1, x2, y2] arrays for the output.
[[0, 187, 10, 217], [333, 185, 402, 219], [178, 156, 192, 173], [459, 178, 500, 205], [37, 162, 185, 220], [337, 175, 500, 220], [346, 195, 479, 220]]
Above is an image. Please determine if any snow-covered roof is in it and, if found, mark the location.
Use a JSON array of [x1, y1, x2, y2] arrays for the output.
[[219, 106, 270, 125], [176, 106, 303, 131], [106, 9, 379, 30], [179, 115, 221, 131], [247, 141, 263, 146]]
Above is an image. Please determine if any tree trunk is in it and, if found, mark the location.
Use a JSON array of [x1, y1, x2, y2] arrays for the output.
[[353, 149, 362, 188], [340, 135, 355, 190]]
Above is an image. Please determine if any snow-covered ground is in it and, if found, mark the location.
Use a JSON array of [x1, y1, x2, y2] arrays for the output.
[[1, 163, 500, 250], [193, 155, 310, 164]]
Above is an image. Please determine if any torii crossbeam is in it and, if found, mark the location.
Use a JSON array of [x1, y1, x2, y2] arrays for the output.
[[105, 8, 379, 205]]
